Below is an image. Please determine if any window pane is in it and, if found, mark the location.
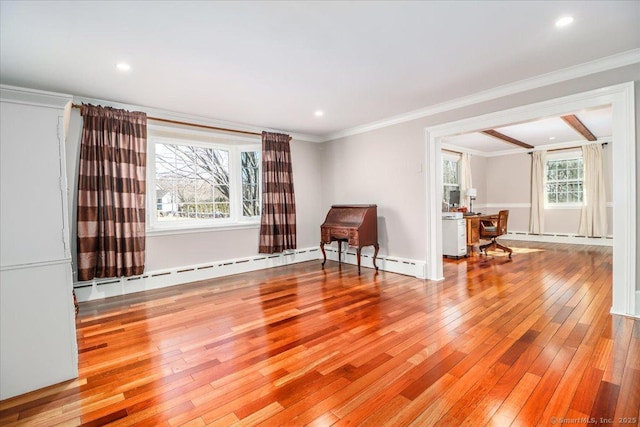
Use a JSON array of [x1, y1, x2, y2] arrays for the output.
[[214, 185, 229, 202], [197, 202, 214, 219], [215, 202, 230, 218], [557, 169, 568, 180], [194, 178, 211, 201], [241, 151, 260, 217], [242, 151, 259, 170], [545, 157, 584, 205], [568, 192, 579, 203], [213, 150, 230, 185], [155, 142, 234, 223], [442, 159, 458, 186], [243, 200, 260, 217]]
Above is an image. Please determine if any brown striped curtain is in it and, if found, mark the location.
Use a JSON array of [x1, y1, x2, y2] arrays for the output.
[[259, 132, 296, 253], [77, 105, 147, 281]]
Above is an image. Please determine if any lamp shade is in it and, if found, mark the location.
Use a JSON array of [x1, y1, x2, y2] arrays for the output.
[[466, 188, 477, 197]]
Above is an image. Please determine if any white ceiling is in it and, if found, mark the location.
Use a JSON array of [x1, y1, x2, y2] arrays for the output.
[[1, 1, 638, 140], [442, 105, 613, 155]]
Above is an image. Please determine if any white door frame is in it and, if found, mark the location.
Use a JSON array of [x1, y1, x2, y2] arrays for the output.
[[424, 82, 637, 318]]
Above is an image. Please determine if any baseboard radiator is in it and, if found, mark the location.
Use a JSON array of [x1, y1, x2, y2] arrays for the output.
[[322, 247, 425, 279], [503, 231, 613, 246], [74, 248, 320, 302], [74, 246, 426, 302]]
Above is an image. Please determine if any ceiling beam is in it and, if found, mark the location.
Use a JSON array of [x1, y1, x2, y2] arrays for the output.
[[481, 129, 534, 149], [560, 114, 597, 141]]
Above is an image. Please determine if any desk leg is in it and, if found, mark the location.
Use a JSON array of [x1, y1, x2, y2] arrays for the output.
[[357, 247, 362, 274], [320, 242, 326, 268], [338, 241, 342, 265], [373, 244, 379, 270]]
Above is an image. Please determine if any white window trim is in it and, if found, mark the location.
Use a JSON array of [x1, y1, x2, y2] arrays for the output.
[[442, 154, 460, 187], [441, 152, 461, 162], [146, 133, 261, 234], [544, 149, 584, 210], [546, 149, 582, 161]]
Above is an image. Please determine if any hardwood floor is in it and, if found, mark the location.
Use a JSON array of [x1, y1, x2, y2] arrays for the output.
[[1, 242, 638, 426]]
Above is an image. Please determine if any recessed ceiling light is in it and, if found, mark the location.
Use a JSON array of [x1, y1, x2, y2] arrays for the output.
[[116, 63, 131, 71], [549, 136, 556, 140], [314, 110, 324, 117], [555, 16, 574, 27]]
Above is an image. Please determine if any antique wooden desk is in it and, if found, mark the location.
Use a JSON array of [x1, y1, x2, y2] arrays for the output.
[[320, 204, 379, 274]]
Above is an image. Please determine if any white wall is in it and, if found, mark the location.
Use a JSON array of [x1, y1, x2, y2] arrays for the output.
[[479, 148, 614, 236], [65, 109, 324, 279], [319, 123, 426, 260]]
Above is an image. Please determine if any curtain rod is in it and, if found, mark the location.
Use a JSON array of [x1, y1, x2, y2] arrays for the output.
[[71, 103, 291, 140], [528, 142, 608, 155], [442, 148, 462, 155]]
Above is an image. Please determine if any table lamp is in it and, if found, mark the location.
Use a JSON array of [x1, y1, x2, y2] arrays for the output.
[[467, 188, 477, 214]]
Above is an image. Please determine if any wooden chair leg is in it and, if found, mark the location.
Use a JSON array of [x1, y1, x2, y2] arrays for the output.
[[479, 238, 513, 258], [479, 240, 495, 255], [495, 241, 513, 258]]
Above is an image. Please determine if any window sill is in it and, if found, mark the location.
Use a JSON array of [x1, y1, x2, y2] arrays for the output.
[[545, 204, 583, 210], [146, 222, 260, 237]]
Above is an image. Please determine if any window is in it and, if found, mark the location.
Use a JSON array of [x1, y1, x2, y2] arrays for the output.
[[148, 133, 261, 231], [241, 151, 260, 217], [442, 155, 459, 204], [545, 156, 583, 205]]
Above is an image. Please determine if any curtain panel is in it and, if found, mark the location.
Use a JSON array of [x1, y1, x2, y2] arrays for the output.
[[77, 104, 147, 281], [579, 143, 607, 237], [259, 131, 297, 253], [530, 150, 546, 234], [459, 153, 473, 208]]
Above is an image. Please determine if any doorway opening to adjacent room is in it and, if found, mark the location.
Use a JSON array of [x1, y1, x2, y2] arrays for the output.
[[424, 82, 636, 318]]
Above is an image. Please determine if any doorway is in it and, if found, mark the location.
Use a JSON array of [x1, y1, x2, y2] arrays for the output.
[[424, 82, 636, 318]]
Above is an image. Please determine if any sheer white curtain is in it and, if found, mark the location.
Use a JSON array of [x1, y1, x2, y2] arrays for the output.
[[530, 150, 546, 234], [459, 153, 473, 208], [579, 143, 607, 237]]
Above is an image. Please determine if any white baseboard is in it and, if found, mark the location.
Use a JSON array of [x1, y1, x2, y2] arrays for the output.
[[74, 246, 427, 302], [503, 231, 613, 247], [636, 291, 640, 318], [322, 247, 426, 279], [74, 247, 321, 302]]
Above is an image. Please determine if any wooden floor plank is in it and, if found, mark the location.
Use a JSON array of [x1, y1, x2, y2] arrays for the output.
[[1, 241, 637, 426]]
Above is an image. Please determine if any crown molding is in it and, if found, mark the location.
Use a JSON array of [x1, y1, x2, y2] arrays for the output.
[[322, 49, 640, 142], [1, 84, 72, 109]]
